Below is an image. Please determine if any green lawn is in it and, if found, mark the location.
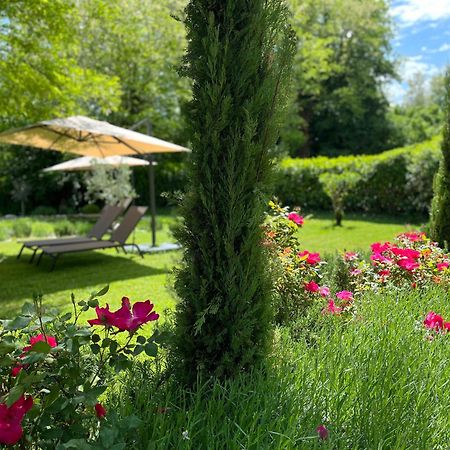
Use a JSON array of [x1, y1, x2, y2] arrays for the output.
[[299, 211, 423, 255], [0, 212, 424, 318]]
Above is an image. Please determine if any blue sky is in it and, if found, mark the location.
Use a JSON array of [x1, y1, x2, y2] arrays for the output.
[[387, 0, 450, 103]]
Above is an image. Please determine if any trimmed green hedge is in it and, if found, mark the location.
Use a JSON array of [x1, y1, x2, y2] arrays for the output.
[[275, 137, 441, 215]]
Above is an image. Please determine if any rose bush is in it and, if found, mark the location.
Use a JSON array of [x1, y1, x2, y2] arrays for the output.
[[338, 231, 450, 297], [0, 286, 167, 449]]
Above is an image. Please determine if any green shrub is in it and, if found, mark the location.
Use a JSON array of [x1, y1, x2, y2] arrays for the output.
[[31, 222, 54, 238], [0, 225, 10, 241], [430, 74, 450, 247], [12, 220, 32, 238], [80, 203, 101, 214], [53, 220, 77, 236], [275, 137, 441, 214], [31, 206, 57, 216]]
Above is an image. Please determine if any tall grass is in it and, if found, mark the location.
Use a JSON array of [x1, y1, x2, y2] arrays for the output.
[[111, 287, 450, 449]]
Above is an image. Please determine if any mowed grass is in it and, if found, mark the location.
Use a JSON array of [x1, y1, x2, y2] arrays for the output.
[[0, 214, 181, 319], [0, 212, 423, 318], [299, 211, 424, 255], [111, 287, 450, 449]]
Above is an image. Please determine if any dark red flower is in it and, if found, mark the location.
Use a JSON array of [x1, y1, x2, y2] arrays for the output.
[[23, 334, 57, 352], [0, 395, 33, 445], [95, 403, 106, 419], [316, 424, 329, 440], [304, 281, 319, 293], [12, 334, 57, 377]]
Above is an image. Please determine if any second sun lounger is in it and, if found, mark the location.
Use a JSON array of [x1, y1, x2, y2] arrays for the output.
[[17, 204, 125, 262], [36, 206, 148, 270]]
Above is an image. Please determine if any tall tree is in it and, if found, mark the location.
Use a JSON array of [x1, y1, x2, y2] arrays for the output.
[[430, 73, 450, 247], [284, 0, 395, 156], [173, 0, 295, 382], [0, 0, 120, 130], [77, 0, 191, 142]]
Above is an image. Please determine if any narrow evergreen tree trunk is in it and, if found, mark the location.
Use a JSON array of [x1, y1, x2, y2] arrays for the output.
[[173, 0, 295, 382], [430, 73, 450, 247]]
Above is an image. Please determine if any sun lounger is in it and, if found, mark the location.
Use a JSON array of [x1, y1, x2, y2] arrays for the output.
[[36, 206, 148, 270], [17, 204, 125, 262]]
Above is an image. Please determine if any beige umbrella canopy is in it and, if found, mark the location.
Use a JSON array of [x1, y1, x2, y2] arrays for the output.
[[0, 115, 189, 247], [43, 155, 151, 172], [0, 115, 188, 156]]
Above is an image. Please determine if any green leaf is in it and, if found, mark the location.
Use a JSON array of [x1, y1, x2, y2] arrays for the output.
[[136, 335, 146, 344], [133, 345, 144, 356], [100, 426, 119, 448], [88, 299, 99, 308], [95, 285, 109, 297], [0, 341, 16, 355], [59, 439, 92, 450], [21, 302, 35, 316], [73, 328, 91, 337], [90, 343, 100, 354], [29, 341, 51, 353], [60, 312, 72, 322], [91, 333, 101, 343], [144, 342, 158, 357], [6, 385, 24, 407], [4, 315, 32, 330]]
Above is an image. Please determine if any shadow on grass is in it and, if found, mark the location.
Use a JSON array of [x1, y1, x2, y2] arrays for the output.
[[0, 251, 168, 303]]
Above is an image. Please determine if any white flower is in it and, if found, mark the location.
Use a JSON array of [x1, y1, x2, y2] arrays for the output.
[[182, 430, 190, 440]]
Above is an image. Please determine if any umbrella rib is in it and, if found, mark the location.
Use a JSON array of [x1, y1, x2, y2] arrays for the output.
[[46, 131, 66, 151], [112, 136, 144, 155]]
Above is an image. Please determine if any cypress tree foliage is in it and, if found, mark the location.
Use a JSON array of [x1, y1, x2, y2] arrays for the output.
[[173, 0, 295, 382], [430, 73, 450, 248]]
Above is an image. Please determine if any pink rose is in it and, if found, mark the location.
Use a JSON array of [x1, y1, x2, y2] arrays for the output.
[[287, 212, 304, 226], [304, 281, 319, 293]]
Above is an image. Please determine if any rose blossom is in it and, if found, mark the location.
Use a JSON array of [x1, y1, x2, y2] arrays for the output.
[[297, 250, 321, 265], [304, 281, 319, 293], [287, 212, 304, 226], [0, 396, 33, 445], [316, 424, 329, 440], [88, 297, 159, 332]]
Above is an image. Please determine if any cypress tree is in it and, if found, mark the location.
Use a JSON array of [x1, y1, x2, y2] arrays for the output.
[[430, 73, 450, 247], [173, 0, 295, 382]]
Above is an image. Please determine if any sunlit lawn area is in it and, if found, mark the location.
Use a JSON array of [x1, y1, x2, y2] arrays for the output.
[[300, 211, 424, 255], [0, 211, 424, 318]]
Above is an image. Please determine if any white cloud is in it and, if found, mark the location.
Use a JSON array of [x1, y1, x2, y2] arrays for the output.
[[385, 57, 440, 104], [437, 43, 450, 52], [391, 0, 450, 26], [400, 58, 439, 80]]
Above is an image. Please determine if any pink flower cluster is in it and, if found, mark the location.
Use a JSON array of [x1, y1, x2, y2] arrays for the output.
[[304, 280, 353, 315], [88, 297, 159, 332], [423, 311, 450, 331], [287, 212, 304, 226]]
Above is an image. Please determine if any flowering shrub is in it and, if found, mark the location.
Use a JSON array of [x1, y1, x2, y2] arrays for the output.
[[264, 201, 358, 324], [339, 231, 450, 296], [263, 202, 326, 324], [0, 286, 166, 448]]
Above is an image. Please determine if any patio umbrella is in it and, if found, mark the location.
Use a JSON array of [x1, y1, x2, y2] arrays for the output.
[[42, 155, 150, 172], [0, 115, 190, 247]]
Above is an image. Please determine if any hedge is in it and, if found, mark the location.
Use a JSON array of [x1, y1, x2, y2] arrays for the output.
[[274, 136, 441, 215]]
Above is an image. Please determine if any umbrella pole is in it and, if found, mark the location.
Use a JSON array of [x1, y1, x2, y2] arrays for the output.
[[148, 154, 157, 247]]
